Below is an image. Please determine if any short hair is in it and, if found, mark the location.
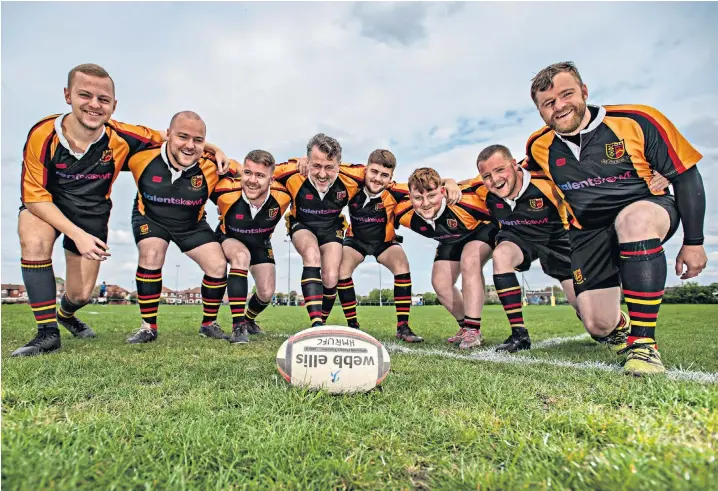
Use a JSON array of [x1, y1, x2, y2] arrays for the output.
[[67, 63, 115, 94], [367, 149, 396, 170], [408, 167, 442, 193], [306, 133, 342, 162], [530, 61, 584, 105], [169, 111, 204, 129], [244, 149, 276, 169], [476, 144, 514, 166]]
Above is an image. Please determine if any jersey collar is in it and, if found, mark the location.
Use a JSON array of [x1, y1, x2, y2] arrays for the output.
[[418, 197, 447, 229], [503, 167, 532, 211], [553, 105, 606, 159], [54, 113, 106, 160], [161, 142, 198, 183], [241, 188, 271, 218]]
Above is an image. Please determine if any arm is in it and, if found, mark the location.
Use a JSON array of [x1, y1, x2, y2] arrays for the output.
[[441, 178, 461, 205], [672, 167, 707, 279]]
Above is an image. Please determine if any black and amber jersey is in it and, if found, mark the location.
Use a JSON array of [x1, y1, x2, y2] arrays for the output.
[[346, 183, 410, 243], [470, 172, 571, 242], [525, 104, 702, 229], [20, 114, 163, 219], [394, 188, 493, 245], [129, 144, 220, 232], [211, 175, 292, 245], [272, 159, 365, 232]]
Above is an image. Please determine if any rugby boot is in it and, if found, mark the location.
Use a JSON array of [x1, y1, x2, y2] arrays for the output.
[[447, 327, 467, 344], [246, 320, 264, 335], [199, 321, 230, 340], [495, 328, 532, 353], [592, 310, 630, 353], [11, 330, 61, 357], [459, 328, 483, 349], [618, 338, 666, 376], [127, 321, 157, 344], [396, 322, 424, 343], [230, 322, 250, 344], [58, 316, 96, 338]]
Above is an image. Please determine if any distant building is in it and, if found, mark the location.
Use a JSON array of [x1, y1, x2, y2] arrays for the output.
[[1, 284, 28, 304]]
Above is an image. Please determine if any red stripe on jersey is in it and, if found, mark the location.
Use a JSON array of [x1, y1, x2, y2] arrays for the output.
[[612, 109, 685, 174]]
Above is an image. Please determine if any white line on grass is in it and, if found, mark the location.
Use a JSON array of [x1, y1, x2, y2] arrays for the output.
[[384, 342, 718, 384]]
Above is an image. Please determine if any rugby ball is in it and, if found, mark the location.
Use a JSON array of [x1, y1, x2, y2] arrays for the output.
[[276, 325, 391, 394]]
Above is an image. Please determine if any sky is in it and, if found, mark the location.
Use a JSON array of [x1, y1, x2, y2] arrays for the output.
[[2, 1, 717, 296]]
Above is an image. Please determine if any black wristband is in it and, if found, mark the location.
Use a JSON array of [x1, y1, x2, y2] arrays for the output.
[[683, 237, 704, 246]]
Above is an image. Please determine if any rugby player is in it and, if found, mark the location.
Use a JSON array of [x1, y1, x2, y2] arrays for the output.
[[525, 61, 707, 375], [211, 150, 291, 344], [395, 168, 497, 349], [12, 63, 225, 357], [272, 134, 365, 328], [125, 111, 230, 344]]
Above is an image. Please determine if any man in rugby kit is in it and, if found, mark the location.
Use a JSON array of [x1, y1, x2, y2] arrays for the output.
[[211, 150, 292, 344], [525, 61, 707, 375], [125, 111, 229, 344], [12, 64, 177, 356], [395, 168, 498, 350], [272, 134, 365, 328]]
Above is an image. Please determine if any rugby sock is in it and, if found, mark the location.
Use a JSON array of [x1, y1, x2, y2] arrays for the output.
[[228, 269, 248, 326], [21, 258, 58, 333], [457, 318, 465, 329], [245, 294, 270, 322], [136, 266, 162, 330], [321, 285, 337, 323], [201, 274, 227, 325], [301, 267, 323, 327], [464, 316, 482, 332], [494, 273, 526, 334], [57, 293, 86, 321], [337, 277, 359, 327], [620, 239, 666, 347], [394, 273, 412, 326]]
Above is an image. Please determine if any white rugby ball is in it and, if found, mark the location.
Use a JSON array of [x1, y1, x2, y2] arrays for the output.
[[276, 325, 391, 394]]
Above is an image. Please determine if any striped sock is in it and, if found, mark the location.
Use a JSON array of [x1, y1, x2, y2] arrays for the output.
[[465, 316, 481, 331], [394, 273, 412, 326], [201, 274, 227, 324], [494, 273, 526, 334], [58, 293, 86, 321], [245, 294, 270, 322], [136, 266, 162, 329], [301, 267, 323, 327], [228, 268, 248, 326], [321, 285, 337, 323], [457, 318, 465, 328], [337, 277, 359, 327], [21, 258, 58, 333], [620, 239, 666, 347]]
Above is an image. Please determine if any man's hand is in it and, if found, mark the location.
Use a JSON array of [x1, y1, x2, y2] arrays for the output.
[[675, 244, 708, 280], [215, 149, 230, 174], [649, 171, 670, 192], [443, 179, 461, 205], [296, 156, 309, 177], [72, 231, 111, 261]]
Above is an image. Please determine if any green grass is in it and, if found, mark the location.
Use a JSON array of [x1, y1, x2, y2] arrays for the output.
[[2, 304, 717, 490]]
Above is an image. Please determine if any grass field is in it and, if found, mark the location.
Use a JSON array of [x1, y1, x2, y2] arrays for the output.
[[2, 304, 717, 490]]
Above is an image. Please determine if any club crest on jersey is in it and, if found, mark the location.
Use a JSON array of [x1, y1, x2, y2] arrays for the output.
[[447, 218, 458, 229], [191, 176, 203, 188], [100, 148, 113, 163], [605, 140, 626, 160], [139, 224, 150, 235], [529, 198, 544, 209], [375, 202, 385, 211], [268, 207, 279, 219], [336, 230, 344, 239], [336, 191, 347, 200], [267, 248, 274, 259], [573, 268, 584, 284]]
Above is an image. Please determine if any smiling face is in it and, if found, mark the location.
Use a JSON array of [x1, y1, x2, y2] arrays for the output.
[[166, 114, 206, 168], [534, 71, 589, 135], [63, 71, 116, 131], [308, 145, 339, 193], [478, 151, 522, 200], [242, 158, 273, 201], [407, 168, 445, 220], [365, 162, 394, 195]]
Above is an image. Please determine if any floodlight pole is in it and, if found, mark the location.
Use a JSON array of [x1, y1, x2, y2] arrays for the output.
[[284, 239, 291, 305], [175, 264, 180, 293], [379, 264, 383, 307]]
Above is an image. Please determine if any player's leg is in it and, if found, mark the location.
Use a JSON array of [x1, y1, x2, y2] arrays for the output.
[[614, 198, 674, 375], [431, 252, 464, 343], [560, 279, 578, 311], [245, 245, 277, 334], [377, 244, 422, 342], [492, 240, 531, 352], [221, 238, 251, 343], [127, 237, 169, 344], [291, 229, 324, 327], [185, 239, 229, 340], [458, 240, 493, 349], [60, 250, 102, 338], [337, 243, 366, 328], [319, 241, 343, 323], [11, 209, 62, 357]]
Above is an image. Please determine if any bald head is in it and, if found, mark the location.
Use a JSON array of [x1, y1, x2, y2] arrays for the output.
[[166, 111, 207, 169], [169, 111, 205, 131]]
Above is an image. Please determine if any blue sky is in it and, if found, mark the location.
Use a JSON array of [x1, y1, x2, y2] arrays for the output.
[[2, 2, 717, 295]]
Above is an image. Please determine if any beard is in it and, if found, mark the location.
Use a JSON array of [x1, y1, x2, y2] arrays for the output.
[[549, 100, 587, 135]]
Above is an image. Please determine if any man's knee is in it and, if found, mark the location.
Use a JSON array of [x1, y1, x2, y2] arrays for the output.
[[227, 249, 251, 270], [204, 258, 228, 278], [581, 313, 617, 338], [322, 270, 339, 288], [615, 203, 668, 241], [257, 284, 275, 302], [300, 247, 321, 266], [19, 229, 54, 258], [492, 243, 519, 273], [138, 247, 166, 269]]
